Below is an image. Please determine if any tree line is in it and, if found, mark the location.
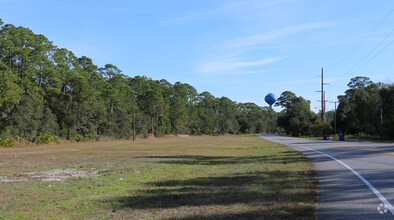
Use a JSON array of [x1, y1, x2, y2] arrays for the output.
[[336, 76, 394, 139], [1, 19, 393, 146], [275, 76, 394, 139], [0, 19, 278, 145]]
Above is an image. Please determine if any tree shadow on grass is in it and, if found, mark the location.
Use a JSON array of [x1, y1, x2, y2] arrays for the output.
[[105, 170, 316, 218], [166, 208, 314, 220], [136, 151, 308, 166]]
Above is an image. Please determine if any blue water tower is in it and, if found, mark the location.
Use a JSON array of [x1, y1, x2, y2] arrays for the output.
[[265, 93, 277, 109]]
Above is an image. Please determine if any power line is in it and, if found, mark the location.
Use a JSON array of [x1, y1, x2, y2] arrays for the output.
[[328, 29, 394, 87], [318, 9, 394, 118], [386, 72, 394, 79], [326, 9, 393, 73], [349, 40, 393, 76], [346, 29, 393, 73]]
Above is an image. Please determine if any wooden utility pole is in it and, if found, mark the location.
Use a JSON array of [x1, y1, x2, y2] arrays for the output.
[[380, 96, 383, 138], [321, 68, 326, 121], [317, 68, 328, 121], [321, 68, 324, 121], [330, 101, 337, 133], [132, 94, 136, 142]]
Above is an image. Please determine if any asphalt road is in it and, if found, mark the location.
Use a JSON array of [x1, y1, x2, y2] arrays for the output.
[[258, 134, 394, 219]]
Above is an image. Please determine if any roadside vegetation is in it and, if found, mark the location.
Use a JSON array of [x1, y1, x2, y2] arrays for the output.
[[0, 135, 317, 219], [275, 76, 394, 140], [0, 18, 278, 147], [1, 18, 392, 147]]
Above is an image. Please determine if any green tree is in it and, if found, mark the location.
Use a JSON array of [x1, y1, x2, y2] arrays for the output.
[[127, 76, 148, 136], [237, 103, 266, 134], [8, 94, 44, 140], [379, 83, 394, 139], [261, 107, 279, 133], [100, 64, 133, 138], [170, 82, 199, 134], [0, 66, 22, 123], [196, 92, 218, 135], [276, 91, 316, 136], [1, 18, 301, 141], [337, 77, 380, 135], [157, 79, 173, 135], [217, 97, 239, 134], [139, 87, 164, 136]]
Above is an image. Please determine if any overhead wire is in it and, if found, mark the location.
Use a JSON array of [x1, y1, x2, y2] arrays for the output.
[[348, 39, 393, 76], [325, 9, 394, 89], [327, 28, 394, 87], [325, 9, 393, 73], [322, 9, 393, 109]]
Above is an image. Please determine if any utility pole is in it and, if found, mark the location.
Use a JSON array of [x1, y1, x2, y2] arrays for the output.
[[132, 93, 136, 142], [380, 96, 383, 138], [321, 68, 324, 121], [323, 91, 326, 122], [330, 101, 337, 134], [316, 68, 329, 121]]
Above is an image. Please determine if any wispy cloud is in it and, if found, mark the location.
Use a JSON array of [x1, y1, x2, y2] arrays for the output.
[[196, 21, 337, 75], [198, 57, 282, 75], [220, 0, 292, 16], [160, 0, 291, 26], [223, 21, 338, 49], [167, 1, 339, 77], [160, 12, 199, 25]]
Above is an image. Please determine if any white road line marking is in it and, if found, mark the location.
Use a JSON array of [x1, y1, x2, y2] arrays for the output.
[[298, 145, 394, 216]]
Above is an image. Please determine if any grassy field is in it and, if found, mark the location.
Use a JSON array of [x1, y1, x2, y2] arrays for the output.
[[0, 135, 317, 219]]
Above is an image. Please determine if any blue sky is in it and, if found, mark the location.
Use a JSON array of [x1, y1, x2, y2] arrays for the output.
[[1, 0, 393, 112]]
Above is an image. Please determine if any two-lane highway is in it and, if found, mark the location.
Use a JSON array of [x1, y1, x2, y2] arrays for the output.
[[258, 134, 394, 219]]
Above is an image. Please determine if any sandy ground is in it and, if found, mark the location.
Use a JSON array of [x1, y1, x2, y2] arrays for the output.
[[0, 168, 110, 182]]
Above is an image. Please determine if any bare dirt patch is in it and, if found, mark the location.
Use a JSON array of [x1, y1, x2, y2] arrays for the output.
[[0, 168, 109, 183], [176, 134, 190, 137]]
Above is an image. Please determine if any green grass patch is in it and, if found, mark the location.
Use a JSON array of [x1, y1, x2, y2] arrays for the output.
[[0, 135, 317, 219]]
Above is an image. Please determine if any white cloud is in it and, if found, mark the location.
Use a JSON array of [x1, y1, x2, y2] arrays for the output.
[[160, 0, 289, 25], [160, 13, 198, 25], [195, 21, 337, 76], [198, 57, 282, 75], [223, 22, 338, 49], [220, 0, 292, 15]]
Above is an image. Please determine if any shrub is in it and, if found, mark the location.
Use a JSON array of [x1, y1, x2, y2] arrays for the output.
[[0, 136, 14, 147], [88, 130, 99, 141], [310, 121, 333, 137], [34, 133, 61, 144], [71, 134, 84, 142], [71, 131, 99, 142]]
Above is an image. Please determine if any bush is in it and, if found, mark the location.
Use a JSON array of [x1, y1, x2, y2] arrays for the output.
[[71, 131, 99, 142], [310, 121, 333, 137], [34, 133, 60, 144], [71, 134, 85, 142], [88, 130, 99, 141], [0, 136, 14, 147]]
